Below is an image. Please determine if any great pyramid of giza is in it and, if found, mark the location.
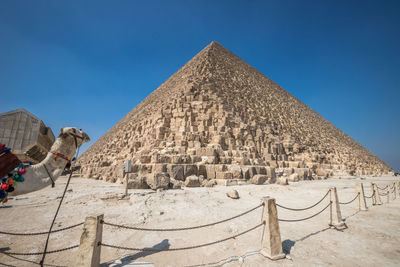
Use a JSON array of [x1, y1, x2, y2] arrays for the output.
[[77, 41, 392, 188]]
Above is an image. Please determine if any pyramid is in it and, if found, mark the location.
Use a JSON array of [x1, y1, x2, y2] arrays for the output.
[[77, 42, 392, 187]]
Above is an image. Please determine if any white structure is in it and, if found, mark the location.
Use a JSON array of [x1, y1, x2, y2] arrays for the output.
[[0, 108, 55, 163]]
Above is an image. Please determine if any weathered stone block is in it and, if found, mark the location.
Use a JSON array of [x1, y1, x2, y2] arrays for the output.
[[251, 174, 267, 185], [146, 172, 170, 190], [216, 172, 233, 179]]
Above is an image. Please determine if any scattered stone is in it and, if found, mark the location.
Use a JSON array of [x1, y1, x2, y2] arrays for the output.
[[278, 177, 289, 185], [205, 179, 217, 187], [226, 190, 239, 199]]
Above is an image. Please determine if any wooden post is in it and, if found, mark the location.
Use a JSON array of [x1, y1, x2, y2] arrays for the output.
[[74, 214, 103, 267], [355, 183, 367, 211], [260, 197, 285, 260], [329, 187, 346, 230], [372, 183, 382, 205]]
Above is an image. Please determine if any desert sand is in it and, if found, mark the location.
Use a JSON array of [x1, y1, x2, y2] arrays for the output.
[[1, 176, 399, 267]]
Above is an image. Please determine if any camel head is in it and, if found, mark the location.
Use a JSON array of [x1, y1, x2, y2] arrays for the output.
[[59, 127, 90, 147]]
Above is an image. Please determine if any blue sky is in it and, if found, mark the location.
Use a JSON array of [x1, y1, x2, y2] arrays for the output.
[[0, 0, 399, 171]]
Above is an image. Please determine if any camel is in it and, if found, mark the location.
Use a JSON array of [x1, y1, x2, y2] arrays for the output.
[[10, 127, 90, 195]]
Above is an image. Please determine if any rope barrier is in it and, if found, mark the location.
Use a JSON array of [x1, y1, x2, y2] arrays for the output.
[[1, 245, 79, 256], [276, 190, 330, 211], [0, 222, 84, 236], [379, 191, 389, 196], [102, 203, 264, 231], [377, 185, 388, 190], [364, 191, 375, 199], [339, 193, 360, 205], [278, 202, 332, 222], [99, 222, 264, 252]]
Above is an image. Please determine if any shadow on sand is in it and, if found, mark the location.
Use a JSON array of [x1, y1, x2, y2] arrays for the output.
[[100, 239, 170, 267], [0, 247, 66, 267]]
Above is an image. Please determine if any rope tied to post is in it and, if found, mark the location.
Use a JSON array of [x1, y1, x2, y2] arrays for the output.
[[364, 190, 375, 199], [0, 222, 84, 236], [377, 185, 388, 190], [101, 203, 264, 231], [276, 190, 330, 211], [1, 244, 79, 256], [339, 193, 360, 205], [99, 222, 264, 252], [278, 201, 332, 222]]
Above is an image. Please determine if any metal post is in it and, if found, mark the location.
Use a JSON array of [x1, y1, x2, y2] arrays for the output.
[[74, 214, 103, 267], [260, 197, 285, 260]]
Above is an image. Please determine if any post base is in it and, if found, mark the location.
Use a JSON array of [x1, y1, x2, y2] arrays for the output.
[[260, 249, 286, 260], [330, 222, 347, 230]]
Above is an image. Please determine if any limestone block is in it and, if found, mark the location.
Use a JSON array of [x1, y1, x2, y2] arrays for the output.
[[216, 172, 233, 179], [153, 164, 167, 173], [205, 165, 216, 179], [283, 168, 294, 176], [205, 179, 217, 187], [227, 190, 239, 199], [255, 166, 267, 175], [197, 147, 217, 157], [241, 166, 250, 179], [251, 174, 267, 185], [288, 161, 299, 168], [168, 165, 185, 181], [288, 173, 299, 182], [266, 167, 276, 182], [140, 155, 151, 164], [278, 177, 288, 185], [146, 172, 170, 190], [184, 164, 198, 178], [197, 164, 207, 177], [170, 178, 184, 189], [127, 174, 150, 189], [316, 168, 328, 178], [228, 164, 242, 179], [184, 175, 201, 187]]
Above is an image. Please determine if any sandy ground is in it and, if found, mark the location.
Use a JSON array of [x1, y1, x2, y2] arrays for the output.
[[0, 175, 399, 267]]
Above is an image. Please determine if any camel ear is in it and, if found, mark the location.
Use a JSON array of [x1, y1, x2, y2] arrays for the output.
[[60, 128, 64, 134]]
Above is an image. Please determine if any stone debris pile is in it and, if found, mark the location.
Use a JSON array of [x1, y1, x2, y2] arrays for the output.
[[77, 41, 392, 188]]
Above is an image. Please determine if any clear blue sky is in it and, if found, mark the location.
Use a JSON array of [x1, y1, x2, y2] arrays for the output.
[[0, 0, 399, 171]]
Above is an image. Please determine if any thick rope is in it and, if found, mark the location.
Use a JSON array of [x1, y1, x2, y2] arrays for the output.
[[102, 203, 263, 231], [278, 201, 332, 222], [339, 193, 360, 205], [377, 185, 388, 190], [0, 222, 83, 236], [379, 191, 389, 196], [276, 190, 330, 211], [364, 191, 375, 199], [2, 244, 79, 256], [100, 222, 264, 251]]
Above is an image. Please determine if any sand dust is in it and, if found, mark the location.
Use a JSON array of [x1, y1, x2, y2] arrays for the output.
[[1, 176, 399, 267]]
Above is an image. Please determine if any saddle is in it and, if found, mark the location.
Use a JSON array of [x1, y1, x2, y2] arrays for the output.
[[0, 144, 21, 178]]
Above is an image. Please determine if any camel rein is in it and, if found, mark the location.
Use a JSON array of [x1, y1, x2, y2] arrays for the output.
[[40, 134, 81, 267]]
